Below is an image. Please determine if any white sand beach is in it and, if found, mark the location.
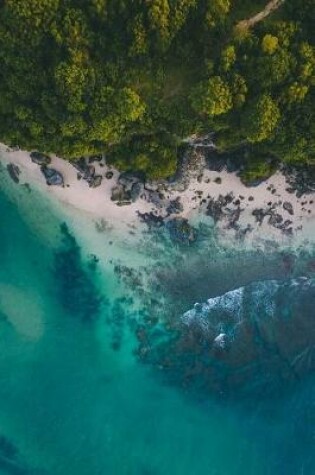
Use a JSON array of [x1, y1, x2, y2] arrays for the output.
[[0, 143, 314, 249]]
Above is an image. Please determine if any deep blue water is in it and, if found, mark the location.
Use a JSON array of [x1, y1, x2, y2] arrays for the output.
[[0, 175, 314, 475]]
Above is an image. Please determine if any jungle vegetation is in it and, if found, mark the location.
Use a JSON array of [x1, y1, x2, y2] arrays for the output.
[[0, 0, 314, 179]]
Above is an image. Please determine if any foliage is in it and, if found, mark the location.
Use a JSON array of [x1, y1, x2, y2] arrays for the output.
[[242, 94, 281, 143], [190, 76, 233, 116], [261, 34, 279, 54], [0, 0, 314, 177]]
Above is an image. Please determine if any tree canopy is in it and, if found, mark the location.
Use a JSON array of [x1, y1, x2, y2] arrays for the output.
[[0, 0, 314, 178]]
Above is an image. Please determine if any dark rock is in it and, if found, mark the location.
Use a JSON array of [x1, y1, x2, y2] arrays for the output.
[[84, 165, 95, 181], [248, 196, 254, 201], [30, 151, 51, 166], [166, 197, 184, 215], [283, 164, 315, 196], [6, 163, 20, 183], [241, 176, 269, 187], [88, 155, 102, 163], [283, 201, 294, 215], [41, 166, 64, 186], [226, 158, 240, 173], [166, 217, 197, 244], [268, 214, 283, 227], [205, 151, 226, 172], [227, 207, 242, 229], [118, 171, 143, 190], [166, 148, 207, 192], [73, 158, 95, 182], [130, 182, 144, 202], [176, 277, 315, 396], [111, 184, 132, 204], [137, 211, 164, 228], [225, 193, 234, 204], [214, 177, 222, 184], [207, 194, 234, 222], [105, 171, 114, 179], [283, 219, 293, 228], [207, 198, 224, 222], [252, 208, 267, 225], [73, 157, 87, 174], [89, 175, 102, 188]]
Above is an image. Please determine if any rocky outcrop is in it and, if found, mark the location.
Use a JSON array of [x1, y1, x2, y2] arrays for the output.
[[110, 171, 145, 205], [283, 164, 315, 198], [283, 201, 294, 215], [166, 217, 197, 244], [163, 148, 207, 192], [30, 151, 51, 166], [166, 197, 184, 215], [41, 166, 64, 186], [89, 175, 103, 188], [139, 277, 315, 398], [182, 277, 315, 394], [111, 184, 132, 205], [73, 157, 102, 188]]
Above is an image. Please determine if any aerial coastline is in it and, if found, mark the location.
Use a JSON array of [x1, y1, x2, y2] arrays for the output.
[[1, 142, 314, 251]]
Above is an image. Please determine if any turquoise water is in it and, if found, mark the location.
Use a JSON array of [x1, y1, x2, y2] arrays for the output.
[[0, 174, 314, 475]]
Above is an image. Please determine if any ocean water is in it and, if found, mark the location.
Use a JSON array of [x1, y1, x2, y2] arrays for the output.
[[0, 171, 314, 475]]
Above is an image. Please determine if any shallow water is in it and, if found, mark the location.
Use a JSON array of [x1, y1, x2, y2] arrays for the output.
[[0, 173, 314, 475]]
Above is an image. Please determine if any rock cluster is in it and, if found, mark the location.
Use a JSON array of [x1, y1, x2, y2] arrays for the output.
[[283, 164, 315, 197], [165, 217, 197, 244], [139, 277, 315, 398], [111, 171, 144, 205], [73, 157, 103, 188], [252, 205, 293, 235]]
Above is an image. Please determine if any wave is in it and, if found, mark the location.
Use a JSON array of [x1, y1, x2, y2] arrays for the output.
[[139, 276, 315, 397]]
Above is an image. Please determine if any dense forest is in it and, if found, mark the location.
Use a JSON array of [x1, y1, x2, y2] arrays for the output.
[[0, 0, 314, 179]]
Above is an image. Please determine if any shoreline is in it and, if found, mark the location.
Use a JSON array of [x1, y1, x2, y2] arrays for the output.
[[0, 143, 314, 249]]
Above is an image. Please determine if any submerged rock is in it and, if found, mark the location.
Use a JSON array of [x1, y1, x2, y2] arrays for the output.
[[137, 211, 164, 228], [140, 277, 315, 398], [166, 218, 197, 244], [6, 163, 20, 183]]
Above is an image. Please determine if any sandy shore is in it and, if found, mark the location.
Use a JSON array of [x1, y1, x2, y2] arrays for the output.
[[0, 143, 314, 248]]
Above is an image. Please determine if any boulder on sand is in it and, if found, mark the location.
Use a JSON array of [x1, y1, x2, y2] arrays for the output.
[[41, 166, 64, 186], [111, 184, 132, 205], [89, 175, 103, 188], [30, 151, 51, 166]]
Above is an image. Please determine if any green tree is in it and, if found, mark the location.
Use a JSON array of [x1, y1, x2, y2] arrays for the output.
[[190, 76, 233, 116], [243, 94, 281, 143], [261, 34, 279, 54]]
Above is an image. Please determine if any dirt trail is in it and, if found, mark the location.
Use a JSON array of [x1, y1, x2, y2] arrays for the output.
[[236, 0, 285, 30]]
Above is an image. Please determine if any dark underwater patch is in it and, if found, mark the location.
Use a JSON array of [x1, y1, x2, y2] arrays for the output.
[[135, 276, 315, 402], [54, 223, 103, 321]]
